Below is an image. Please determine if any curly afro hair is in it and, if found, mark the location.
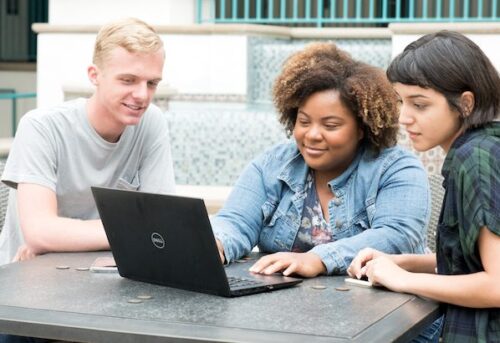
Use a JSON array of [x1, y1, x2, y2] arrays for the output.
[[273, 42, 399, 154]]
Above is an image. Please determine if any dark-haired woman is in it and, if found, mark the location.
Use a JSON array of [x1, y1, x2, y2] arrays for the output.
[[348, 31, 500, 342], [212, 43, 429, 278]]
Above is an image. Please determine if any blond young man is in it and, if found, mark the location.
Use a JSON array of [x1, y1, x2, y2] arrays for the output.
[[0, 18, 175, 265]]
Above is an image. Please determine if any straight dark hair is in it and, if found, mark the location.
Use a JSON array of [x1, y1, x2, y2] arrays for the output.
[[387, 30, 500, 128]]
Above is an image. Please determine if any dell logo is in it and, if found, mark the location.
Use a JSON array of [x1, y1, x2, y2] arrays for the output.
[[151, 232, 165, 249]]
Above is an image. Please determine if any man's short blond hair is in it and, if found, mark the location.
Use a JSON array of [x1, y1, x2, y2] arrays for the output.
[[93, 17, 164, 67]]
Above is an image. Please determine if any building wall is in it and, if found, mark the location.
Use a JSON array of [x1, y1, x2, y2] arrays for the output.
[[392, 33, 500, 72], [163, 34, 248, 96], [36, 33, 94, 109], [390, 23, 500, 72]]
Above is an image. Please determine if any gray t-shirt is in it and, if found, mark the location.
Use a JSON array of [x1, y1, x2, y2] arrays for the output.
[[0, 98, 176, 264]]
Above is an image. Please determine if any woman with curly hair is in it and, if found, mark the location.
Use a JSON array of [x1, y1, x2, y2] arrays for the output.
[[211, 42, 429, 278]]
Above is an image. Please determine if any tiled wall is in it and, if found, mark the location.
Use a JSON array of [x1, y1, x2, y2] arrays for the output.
[[248, 37, 393, 104], [166, 104, 288, 186], [0, 159, 8, 230], [398, 130, 446, 174]]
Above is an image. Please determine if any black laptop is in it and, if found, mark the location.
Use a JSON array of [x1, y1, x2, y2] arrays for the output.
[[91, 187, 302, 297]]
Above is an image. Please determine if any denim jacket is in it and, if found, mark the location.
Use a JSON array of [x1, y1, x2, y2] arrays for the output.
[[211, 141, 429, 274]]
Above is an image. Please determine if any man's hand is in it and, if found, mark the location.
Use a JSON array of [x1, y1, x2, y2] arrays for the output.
[[215, 239, 225, 264], [249, 252, 326, 277], [13, 244, 38, 262]]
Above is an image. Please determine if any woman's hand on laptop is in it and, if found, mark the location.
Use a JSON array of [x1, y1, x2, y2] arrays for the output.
[[249, 252, 326, 277], [215, 239, 226, 264]]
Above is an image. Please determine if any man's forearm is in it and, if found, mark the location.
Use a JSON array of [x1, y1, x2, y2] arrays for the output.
[[22, 217, 109, 255]]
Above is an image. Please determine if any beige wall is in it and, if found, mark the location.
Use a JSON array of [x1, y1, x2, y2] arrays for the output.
[[390, 23, 500, 71]]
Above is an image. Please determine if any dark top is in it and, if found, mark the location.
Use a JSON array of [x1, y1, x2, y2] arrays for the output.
[[437, 122, 500, 342]]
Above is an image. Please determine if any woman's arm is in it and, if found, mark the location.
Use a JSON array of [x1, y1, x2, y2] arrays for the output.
[[392, 253, 436, 273], [210, 156, 269, 263], [347, 248, 436, 279], [365, 226, 500, 308]]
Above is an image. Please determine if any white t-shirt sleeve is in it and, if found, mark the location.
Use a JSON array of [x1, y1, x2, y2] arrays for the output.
[[2, 114, 58, 192]]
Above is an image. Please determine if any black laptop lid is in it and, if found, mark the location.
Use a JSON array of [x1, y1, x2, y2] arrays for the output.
[[91, 187, 231, 296]]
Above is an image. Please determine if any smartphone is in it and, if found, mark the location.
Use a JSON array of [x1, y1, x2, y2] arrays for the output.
[[90, 256, 118, 273], [344, 277, 373, 288]]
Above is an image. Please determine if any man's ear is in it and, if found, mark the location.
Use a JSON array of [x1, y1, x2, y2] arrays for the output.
[[460, 91, 475, 117], [87, 65, 99, 86]]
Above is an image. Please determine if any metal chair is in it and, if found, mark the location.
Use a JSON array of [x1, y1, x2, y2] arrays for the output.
[[426, 173, 445, 253], [0, 159, 9, 232]]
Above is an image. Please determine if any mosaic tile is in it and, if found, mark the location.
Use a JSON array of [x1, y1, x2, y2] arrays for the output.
[[165, 104, 288, 186], [248, 37, 392, 104], [0, 159, 8, 230], [398, 127, 446, 174]]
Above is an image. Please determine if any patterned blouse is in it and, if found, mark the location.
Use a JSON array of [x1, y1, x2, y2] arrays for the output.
[[291, 171, 334, 252], [437, 122, 500, 342]]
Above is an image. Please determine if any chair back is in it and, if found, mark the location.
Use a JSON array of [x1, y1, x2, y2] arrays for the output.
[[0, 159, 8, 232], [427, 173, 445, 252]]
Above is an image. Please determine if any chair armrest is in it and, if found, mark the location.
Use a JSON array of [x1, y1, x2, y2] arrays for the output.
[[175, 184, 232, 215], [0, 138, 13, 158]]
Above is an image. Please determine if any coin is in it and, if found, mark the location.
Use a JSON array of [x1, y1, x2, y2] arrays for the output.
[[55, 265, 70, 270], [242, 256, 252, 260], [137, 295, 153, 300], [235, 259, 247, 263], [75, 267, 89, 271], [311, 285, 327, 290], [127, 299, 143, 304], [335, 287, 350, 291]]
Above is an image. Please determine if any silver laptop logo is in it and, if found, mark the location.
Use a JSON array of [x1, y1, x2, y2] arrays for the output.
[[151, 232, 165, 249]]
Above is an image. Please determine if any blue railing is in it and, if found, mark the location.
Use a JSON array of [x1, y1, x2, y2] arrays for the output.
[[197, 0, 500, 26], [0, 91, 36, 136]]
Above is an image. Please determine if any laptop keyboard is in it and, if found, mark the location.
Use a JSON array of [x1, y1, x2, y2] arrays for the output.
[[227, 276, 264, 288]]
